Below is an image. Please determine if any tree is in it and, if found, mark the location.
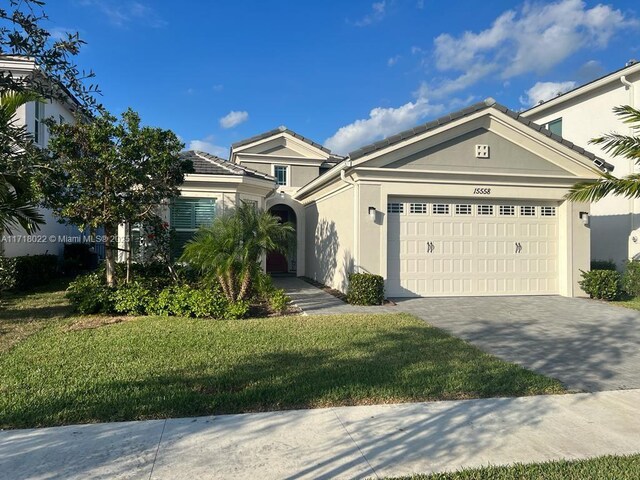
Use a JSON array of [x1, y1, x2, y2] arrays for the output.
[[1, 0, 99, 111], [0, 90, 44, 234], [181, 203, 295, 302], [567, 106, 640, 202], [42, 108, 190, 286]]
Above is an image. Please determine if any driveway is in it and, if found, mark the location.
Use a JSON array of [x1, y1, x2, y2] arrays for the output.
[[394, 295, 640, 392]]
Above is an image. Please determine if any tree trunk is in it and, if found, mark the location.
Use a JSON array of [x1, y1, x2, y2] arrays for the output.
[[218, 274, 232, 301], [238, 269, 252, 301], [226, 271, 237, 301], [104, 223, 116, 287], [126, 222, 132, 284]]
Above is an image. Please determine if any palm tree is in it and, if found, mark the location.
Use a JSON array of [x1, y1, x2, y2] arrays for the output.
[[0, 90, 45, 234], [566, 106, 640, 202], [181, 202, 294, 302]]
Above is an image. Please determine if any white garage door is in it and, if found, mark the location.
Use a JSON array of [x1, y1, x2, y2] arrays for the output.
[[386, 198, 559, 297]]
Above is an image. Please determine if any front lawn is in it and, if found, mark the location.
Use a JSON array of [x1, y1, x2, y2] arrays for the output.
[[0, 285, 564, 429], [389, 454, 640, 479]]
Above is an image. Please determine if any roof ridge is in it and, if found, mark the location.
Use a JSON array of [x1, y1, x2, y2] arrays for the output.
[[231, 127, 331, 154]]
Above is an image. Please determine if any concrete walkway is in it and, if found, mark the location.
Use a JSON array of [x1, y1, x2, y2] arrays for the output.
[[2, 390, 640, 479], [273, 276, 394, 315]]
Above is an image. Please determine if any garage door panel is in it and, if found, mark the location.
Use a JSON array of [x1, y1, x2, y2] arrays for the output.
[[387, 198, 559, 297]]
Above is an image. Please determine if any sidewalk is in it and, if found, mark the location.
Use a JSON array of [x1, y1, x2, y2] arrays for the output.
[[2, 389, 640, 479], [272, 276, 394, 315]]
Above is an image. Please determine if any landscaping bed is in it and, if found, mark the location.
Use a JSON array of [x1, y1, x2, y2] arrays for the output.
[[0, 284, 564, 429]]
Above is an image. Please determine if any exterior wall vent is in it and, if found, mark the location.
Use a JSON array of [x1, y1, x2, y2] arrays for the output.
[[475, 144, 490, 158]]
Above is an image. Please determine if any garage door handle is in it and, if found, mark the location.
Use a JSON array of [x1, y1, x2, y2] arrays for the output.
[[515, 242, 522, 253], [427, 241, 434, 253]]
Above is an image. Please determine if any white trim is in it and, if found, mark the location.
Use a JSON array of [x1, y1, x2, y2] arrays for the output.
[[272, 164, 290, 187], [232, 131, 331, 160]]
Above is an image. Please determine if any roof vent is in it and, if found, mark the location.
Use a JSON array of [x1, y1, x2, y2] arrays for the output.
[[627, 59, 637, 67]]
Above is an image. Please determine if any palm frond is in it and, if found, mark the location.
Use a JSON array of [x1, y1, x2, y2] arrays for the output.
[[565, 171, 640, 202]]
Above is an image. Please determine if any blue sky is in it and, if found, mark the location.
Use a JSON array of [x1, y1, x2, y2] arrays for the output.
[[45, 0, 639, 156]]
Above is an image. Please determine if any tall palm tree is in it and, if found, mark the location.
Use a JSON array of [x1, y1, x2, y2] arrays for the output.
[[567, 106, 640, 202], [0, 90, 44, 234], [181, 202, 294, 302]]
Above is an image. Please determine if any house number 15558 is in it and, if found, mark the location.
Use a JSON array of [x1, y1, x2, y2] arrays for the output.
[[473, 187, 491, 195]]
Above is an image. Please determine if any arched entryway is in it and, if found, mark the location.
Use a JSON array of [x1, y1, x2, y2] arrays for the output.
[[267, 204, 297, 274]]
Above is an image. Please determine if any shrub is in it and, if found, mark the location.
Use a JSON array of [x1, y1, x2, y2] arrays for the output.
[[111, 282, 152, 315], [347, 273, 385, 305], [252, 271, 275, 301], [0, 256, 17, 293], [579, 269, 622, 301], [146, 285, 229, 318], [13, 254, 58, 290], [226, 300, 249, 319], [622, 260, 640, 297], [591, 259, 617, 271], [269, 289, 290, 314], [66, 273, 114, 314]]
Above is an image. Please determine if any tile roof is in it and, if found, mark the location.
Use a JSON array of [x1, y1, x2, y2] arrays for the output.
[[231, 126, 332, 154], [348, 98, 614, 172], [180, 150, 275, 181]]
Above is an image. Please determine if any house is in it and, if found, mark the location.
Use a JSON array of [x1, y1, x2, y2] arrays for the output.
[[172, 98, 611, 298], [0, 55, 86, 259], [522, 60, 640, 268]]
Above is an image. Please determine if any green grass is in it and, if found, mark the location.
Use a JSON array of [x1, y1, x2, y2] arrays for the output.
[[612, 296, 640, 312], [0, 283, 564, 429], [389, 454, 640, 479]]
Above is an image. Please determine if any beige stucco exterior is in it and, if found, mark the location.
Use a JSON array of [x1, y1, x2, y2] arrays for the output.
[[296, 106, 599, 297]]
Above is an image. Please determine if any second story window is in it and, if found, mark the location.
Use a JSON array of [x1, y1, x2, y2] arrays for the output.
[[274, 165, 288, 186], [545, 118, 562, 137], [34, 100, 46, 145]]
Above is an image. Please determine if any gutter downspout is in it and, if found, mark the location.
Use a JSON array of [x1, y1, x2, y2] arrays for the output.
[[340, 160, 359, 276], [621, 75, 637, 234]]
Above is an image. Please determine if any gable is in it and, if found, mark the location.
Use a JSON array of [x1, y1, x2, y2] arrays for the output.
[[242, 138, 306, 157], [383, 128, 569, 176]]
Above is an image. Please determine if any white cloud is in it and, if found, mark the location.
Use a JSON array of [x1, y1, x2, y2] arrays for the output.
[[520, 81, 577, 107], [212, 84, 224, 92], [219, 110, 249, 129], [354, 1, 387, 27], [188, 136, 228, 158], [77, 1, 166, 28], [49, 27, 77, 41], [428, 0, 634, 91], [416, 0, 425, 9], [325, 96, 444, 154], [387, 55, 401, 67]]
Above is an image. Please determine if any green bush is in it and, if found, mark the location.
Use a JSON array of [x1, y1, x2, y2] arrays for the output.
[[226, 300, 249, 319], [146, 285, 229, 318], [0, 256, 17, 293], [591, 259, 617, 271], [622, 260, 640, 297], [579, 269, 622, 301], [66, 273, 115, 314], [269, 289, 290, 314], [347, 273, 384, 305], [111, 282, 152, 315], [252, 271, 275, 301], [13, 254, 58, 290]]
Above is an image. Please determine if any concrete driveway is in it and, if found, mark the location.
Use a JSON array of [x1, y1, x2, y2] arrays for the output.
[[393, 296, 640, 392]]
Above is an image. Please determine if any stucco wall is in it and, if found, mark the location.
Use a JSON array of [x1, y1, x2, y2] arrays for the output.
[[304, 185, 355, 292], [240, 161, 320, 189], [524, 70, 640, 266]]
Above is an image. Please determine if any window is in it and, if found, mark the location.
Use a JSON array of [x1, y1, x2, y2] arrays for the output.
[[432, 203, 450, 215], [520, 206, 536, 216], [540, 206, 556, 217], [170, 198, 217, 257], [410, 203, 428, 214], [545, 118, 562, 137], [499, 205, 515, 216], [274, 165, 288, 186], [478, 205, 494, 215], [387, 203, 404, 214], [34, 100, 45, 145], [242, 199, 258, 209], [455, 204, 472, 215]]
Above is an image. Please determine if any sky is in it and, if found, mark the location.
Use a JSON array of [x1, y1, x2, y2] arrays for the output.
[[43, 0, 640, 157]]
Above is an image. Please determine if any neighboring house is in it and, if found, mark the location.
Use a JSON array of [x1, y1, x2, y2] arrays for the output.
[[169, 99, 610, 298], [523, 60, 640, 268], [0, 55, 86, 258]]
